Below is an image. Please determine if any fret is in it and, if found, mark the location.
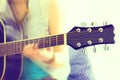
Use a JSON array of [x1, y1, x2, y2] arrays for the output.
[[5, 43, 10, 54], [57, 34, 64, 45], [0, 44, 4, 56], [0, 45, 2, 52], [29, 39, 34, 44], [51, 35, 57, 47], [14, 42, 17, 53], [10, 43, 14, 53], [11, 43, 16, 53], [24, 40, 29, 45], [38, 38, 44, 48], [15, 42, 20, 53], [21, 41, 25, 52], [17, 42, 21, 52], [33, 39, 39, 44], [44, 37, 50, 48]]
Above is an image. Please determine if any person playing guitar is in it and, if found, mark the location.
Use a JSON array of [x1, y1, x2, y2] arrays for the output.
[[0, 0, 70, 80]]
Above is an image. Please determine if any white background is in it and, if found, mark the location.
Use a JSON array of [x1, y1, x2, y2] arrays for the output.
[[59, 0, 120, 80]]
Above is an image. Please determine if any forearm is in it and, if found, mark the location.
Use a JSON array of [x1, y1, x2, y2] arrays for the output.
[[44, 47, 70, 80], [46, 53, 70, 80], [31, 45, 70, 68]]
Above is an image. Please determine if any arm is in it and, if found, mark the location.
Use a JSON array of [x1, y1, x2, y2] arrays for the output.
[[23, 0, 69, 68], [23, 0, 70, 79]]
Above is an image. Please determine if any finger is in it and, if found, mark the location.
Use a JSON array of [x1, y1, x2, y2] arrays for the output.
[[47, 47, 53, 52], [33, 43, 38, 49], [23, 44, 33, 54]]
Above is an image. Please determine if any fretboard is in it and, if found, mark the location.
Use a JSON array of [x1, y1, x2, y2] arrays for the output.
[[0, 34, 65, 56]]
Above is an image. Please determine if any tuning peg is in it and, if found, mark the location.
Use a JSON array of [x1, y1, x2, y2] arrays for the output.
[[103, 21, 108, 25], [104, 44, 109, 51], [82, 48, 86, 54], [93, 46, 96, 53], [91, 22, 97, 26]]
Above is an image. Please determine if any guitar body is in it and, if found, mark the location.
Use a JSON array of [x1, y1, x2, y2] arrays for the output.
[[0, 20, 23, 80]]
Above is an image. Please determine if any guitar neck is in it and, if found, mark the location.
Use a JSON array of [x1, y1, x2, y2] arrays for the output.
[[0, 34, 66, 56], [0, 24, 115, 56]]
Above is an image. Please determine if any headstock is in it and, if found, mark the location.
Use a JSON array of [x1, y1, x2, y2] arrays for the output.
[[67, 24, 115, 50]]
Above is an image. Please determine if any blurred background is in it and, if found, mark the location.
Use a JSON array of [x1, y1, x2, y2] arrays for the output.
[[59, 0, 120, 80]]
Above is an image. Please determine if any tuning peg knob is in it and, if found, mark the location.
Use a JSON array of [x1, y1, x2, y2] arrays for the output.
[[103, 21, 108, 25], [93, 46, 96, 53], [91, 22, 97, 26], [104, 44, 109, 51]]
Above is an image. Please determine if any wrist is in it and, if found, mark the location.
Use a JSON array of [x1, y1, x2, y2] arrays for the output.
[[43, 54, 55, 64]]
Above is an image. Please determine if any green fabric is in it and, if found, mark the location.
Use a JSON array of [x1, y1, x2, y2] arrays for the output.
[[21, 58, 50, 80]]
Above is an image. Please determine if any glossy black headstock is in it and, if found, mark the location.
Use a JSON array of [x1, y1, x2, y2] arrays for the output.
[[67, 24, 115, 50]]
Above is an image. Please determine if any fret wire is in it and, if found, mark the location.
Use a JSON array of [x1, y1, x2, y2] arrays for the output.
[[4, 43, 7, 54], [16, 42, 20, 53], [16, 42, 19, 53], [0, 44, 4, 55], [43, 38, 45, 48], [34, 38, 39, 44], [49, 36, 51, 46], [56, 35, 58, 45], [14, 42, 17, 53], [37, 38, 40, 48], [0, 45, 1, 52], [25, 40, 28, 45], [5, 43, 9, 54], [37, 38, 40, 47], [57, 34, 64, 45], [11, 43, 14, 53], [19, 41, 22, 52], [8, 43, 11, 52], [39, 38, 44, 48], [51, 35, 57, 47], [10, 43, 13, 53], [13, 42, 16, 53], [21, 41, 25, 53], [45, 37, 50, 47], [15, 42, 17, 53], [8, 43, 12, 55], [30, 39, 34, 44]]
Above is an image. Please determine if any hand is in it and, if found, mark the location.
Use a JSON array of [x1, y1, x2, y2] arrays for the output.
[[23, 43, 54, 63]]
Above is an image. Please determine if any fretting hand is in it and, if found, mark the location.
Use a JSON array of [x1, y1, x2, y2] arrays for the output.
[[23, 43, 54, 64]]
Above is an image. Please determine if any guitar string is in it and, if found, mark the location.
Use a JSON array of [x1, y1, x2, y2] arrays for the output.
[[0, 26, 113, 47], [0, 26, 113, 54]]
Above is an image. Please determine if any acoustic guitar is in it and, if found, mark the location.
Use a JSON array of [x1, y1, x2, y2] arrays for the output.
[[0, 19, 115, 80]]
